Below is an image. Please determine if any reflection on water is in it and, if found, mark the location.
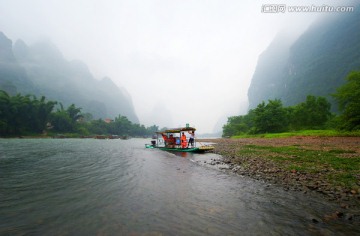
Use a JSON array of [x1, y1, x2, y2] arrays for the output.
[[171, 151, 189, 158], [0, 138, 358, 235]]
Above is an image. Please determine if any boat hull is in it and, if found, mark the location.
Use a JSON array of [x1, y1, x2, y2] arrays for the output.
[[145, 144, 214, 153]]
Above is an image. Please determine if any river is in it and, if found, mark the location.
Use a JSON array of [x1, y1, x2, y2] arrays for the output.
[[0, 138, 358, 235]]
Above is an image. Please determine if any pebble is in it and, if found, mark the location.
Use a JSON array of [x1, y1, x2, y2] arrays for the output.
[[312, 218, 320, 224], [199, 139, 360, 221]]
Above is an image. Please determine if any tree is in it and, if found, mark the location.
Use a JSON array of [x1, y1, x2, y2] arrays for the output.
[[0, 90, 10, 134], [146, 125, 159, 134], [111, 115, 132, 135], [290, 95, 331, 130], [67, 104, 83, 123], [0, 91, 56, 135], [223, 116, 242, 137], [222, 110, 256, 137], [29, 95, 57, 133], [333, 71, 360, 130], [253, 99, 288, 133], [50, 103, 83, 132], [50, 111, 73, 132], [87, 119, 108, 134], [0, 90, 160, 137]]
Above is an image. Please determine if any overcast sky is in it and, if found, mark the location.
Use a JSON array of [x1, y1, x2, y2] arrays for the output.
[[0, 0, 353, 133]]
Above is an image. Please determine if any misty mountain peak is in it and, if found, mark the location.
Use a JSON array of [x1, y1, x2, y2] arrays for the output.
[[13, 39, 29, 60], [29, 40, 64, 63], [0, 31, 139, 123], [100, 76, 118, 91], [248, 9, 360, 111], [101, 76, 114, 84], [69, 59, 92, 78], [99, 77, 132, 100], [0, 31, 16, 62]]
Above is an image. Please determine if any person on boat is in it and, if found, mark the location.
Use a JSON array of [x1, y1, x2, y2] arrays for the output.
[[188, 131, 195, 147], [181, 132, 187, 148], [168, 134, 176, 148], [161, 133, 168, 146], [175, 137, 181, 147]]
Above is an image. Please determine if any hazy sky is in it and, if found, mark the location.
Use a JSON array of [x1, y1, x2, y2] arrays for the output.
[[0, 0, 353, 133]]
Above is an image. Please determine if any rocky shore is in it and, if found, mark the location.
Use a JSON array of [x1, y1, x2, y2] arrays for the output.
[[198, 136, 360, 223]]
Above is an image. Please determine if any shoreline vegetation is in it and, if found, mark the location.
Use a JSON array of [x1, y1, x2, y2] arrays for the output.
[[0, 90, 158, 138], [0, 134, 131, 139], [198, 133, 360, 222]]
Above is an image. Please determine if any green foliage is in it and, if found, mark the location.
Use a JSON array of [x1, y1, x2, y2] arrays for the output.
[[50, 110, 74, 132], [289, 95, 332, 130], [0, 90, 157, 137], [87, 119, 108, 135], [237, 144, 359, 188], [146, 125, 159, 134], [232, 130, 343, 138], [67, 104, 83, 123], [223, 96, 334, 137], [223, 99, 289, 136], [333, 71, 360, 130], [85, 115, 157, 136], [0, 90, 56, 135], [222, 110, 255, 137], [253, 99, 288, 133], [50, 103, 83, 132]]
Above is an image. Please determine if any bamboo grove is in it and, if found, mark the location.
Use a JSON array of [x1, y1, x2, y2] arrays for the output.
[[0, 91, 158, 137]]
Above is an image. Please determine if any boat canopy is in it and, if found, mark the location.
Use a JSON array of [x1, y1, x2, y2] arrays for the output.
[[156, 127, 196, 134]]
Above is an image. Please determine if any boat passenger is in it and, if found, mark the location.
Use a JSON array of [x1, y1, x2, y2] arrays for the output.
[[188, 131, 195, 147], [161, 133, 168, 146], [168, 134, 176, 148], [175, 137, 181, 147], [181, 132, 187, 148]]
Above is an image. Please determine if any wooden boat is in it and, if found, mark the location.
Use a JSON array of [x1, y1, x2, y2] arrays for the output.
[[145, 126, 214, 153]]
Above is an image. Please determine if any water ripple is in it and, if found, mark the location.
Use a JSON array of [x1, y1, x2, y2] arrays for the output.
[[0, 138, 358, 235]]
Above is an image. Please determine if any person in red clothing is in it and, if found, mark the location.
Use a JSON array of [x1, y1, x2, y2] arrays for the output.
[[161, 133, 168, 146], [181, 132, 187, 148], [168, 134, 176, 148]]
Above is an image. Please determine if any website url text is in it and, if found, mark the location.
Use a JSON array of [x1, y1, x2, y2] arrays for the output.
[[261, 4, 355, 13]]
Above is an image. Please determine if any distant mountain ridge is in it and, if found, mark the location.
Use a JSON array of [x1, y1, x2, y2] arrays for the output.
[[0, 32, 139, 123], [248, 9, 360, 111]]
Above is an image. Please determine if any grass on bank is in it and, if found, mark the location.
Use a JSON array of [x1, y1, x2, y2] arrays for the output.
[[232, 130, 360, 139], [237, 144, 359, 189]]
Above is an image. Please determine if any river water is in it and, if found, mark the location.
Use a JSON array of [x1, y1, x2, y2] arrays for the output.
[[0, 138, 358, 235]]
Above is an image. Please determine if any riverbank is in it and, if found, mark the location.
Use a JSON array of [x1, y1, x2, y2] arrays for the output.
[[198, 136, 360, 220]]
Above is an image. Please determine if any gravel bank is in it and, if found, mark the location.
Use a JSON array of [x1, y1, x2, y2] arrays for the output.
[[198, 137, 360, 222]]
